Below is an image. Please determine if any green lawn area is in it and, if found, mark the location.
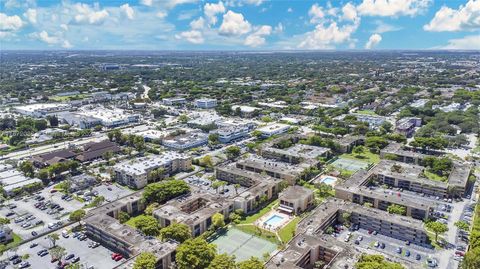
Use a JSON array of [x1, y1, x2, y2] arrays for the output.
[[234, 224, 280, 244], [356, 110, 377, 115], [278, 217, 301, 243], [124, 214, 146, 228], [341, 151, 380, 164], [423, 170, 448, 182], [0, 233, 22, 252], [238, 200, 278, 224]]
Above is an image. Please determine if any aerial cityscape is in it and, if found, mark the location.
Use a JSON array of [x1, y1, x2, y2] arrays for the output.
[[0, 1, 479, 269]]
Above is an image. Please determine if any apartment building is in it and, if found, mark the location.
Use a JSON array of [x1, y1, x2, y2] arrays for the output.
[[153, 191, 232, 237], [235, 157, 307, 184], [380, 142, 444, 165], [261, 142, 329, 164], [395, 117, 422, 137], [278, 186, 315, 215], [113, 153, 192, 189], [162, 97, 186, 106], [335, 135, 365, 153]]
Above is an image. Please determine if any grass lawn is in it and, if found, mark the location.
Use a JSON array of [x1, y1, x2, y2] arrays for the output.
[[356, 110, 377, 115], [238, 200, 278, 224], [423, 170, 448, 182], [124, 214, 146, 228], [278, 217, 301, 243], [341, 151, 380, 164], [0, 233, 22, 252], [235, 224, 280, 244]]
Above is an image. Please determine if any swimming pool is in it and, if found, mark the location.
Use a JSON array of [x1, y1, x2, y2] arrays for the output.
[[321, 176, 337, 185], [264, 214, 285, 227]]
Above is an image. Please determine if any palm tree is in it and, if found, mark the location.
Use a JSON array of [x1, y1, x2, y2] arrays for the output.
[[234, 184, 240, 195], [47, 233, 60, 247]]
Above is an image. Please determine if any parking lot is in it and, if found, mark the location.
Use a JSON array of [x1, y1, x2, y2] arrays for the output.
[[0, 188, 85, 240], [92, 183, 133, 203], [0, 226, 121, 269], [335, 227, 435, 266]]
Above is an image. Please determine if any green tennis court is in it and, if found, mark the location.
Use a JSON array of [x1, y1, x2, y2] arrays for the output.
[[331, 157, 370, 172], [210, 227, 277, 262]]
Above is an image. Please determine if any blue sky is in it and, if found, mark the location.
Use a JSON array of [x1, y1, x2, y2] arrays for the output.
[[0, 0, 479, 50]]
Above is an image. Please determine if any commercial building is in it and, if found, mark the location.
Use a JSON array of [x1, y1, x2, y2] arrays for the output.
[[162, 132, 208, 151], [195, 98, 217, 109], [113, 153, 192, 189], [14, 103, 71, 118], [61, 106, 140, 128], [256, 123, 290, 138], [162, 97, 187, 106], [187, 111, 222, 128], [212, 125, 250, 143], [75, 140, 121, 162], [278, 186, 315, 214], [153, 191, 232, 237]]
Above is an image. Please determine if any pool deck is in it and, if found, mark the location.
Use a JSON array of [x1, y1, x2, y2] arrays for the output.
[[255, 210, 294, 232]]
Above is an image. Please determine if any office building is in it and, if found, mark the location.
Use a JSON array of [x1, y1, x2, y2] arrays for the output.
[[195, 98, 217, 109]]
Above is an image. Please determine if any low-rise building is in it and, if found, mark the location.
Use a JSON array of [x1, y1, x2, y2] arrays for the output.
[[154, 191, 232, 237], [257, 123, 290, 138], [336, 135, 365, 153], [235, 156, 308, 184], [260, 135, 330, 164], [113, 153, 192, 189], [395, 117, 422, 137], [212, 125, 250, 143], [163, 97, 187, 106], [162, 132, 208, 150], [195, 98, 217, 109], [278, 186, 314, 214], [14, 103, 71, 118]]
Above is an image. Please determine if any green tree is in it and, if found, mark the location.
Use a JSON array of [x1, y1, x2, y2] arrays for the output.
[[133, 252, 157, 269], [49, 246, 66, 261], [0, 217, 10, 225], [144, 203, 159, 215], [355, 254, 404, 269], [212, 213, 225, 229], [178, 114, 189, 123], [19, 161, 35, 178], [237, 257, 265, 269], [207, 253, 236, 269], [46, 115, 59, 127], [47, 233, 60, 247], [133, 215, 160, 236], [176, 238, 216, 269], [454, 221, 470, 231], [118, 211, 130, 224], [462, 247, 480, 269], [352, 145, 365, 155], [69, 209, 86, 222], [159, 223, 192, 243], [142, 180, 190, 203], [387, 204, 407, 215], [426, 221, 448, 242], [225, 146, 241, 160]]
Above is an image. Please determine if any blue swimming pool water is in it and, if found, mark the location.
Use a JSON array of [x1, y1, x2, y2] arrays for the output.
[[322, 177, 337, 185], [264, 215, 284, 226]]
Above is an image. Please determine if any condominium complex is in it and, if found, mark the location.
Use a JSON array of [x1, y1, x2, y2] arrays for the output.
[[260, 135, 330, 164], [113, 153, 192, 189], [278, 186, 315, 214], [195, 98, 217, 109]]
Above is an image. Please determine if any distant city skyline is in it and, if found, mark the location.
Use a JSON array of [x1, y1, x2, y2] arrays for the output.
[[0, 0, 479, 50]]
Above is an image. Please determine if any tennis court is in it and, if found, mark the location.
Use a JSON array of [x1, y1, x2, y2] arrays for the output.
[[209, 227, 277, 261], [331, 157, 370, 172]]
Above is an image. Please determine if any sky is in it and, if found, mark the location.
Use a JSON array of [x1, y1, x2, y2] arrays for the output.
[[0, 0, 479, 50]]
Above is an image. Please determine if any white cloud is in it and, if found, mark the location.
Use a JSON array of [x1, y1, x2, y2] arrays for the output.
[[175, 30, 204, 44], [298, 20, 359, 49], [342, 3, 358, 21], [357, 0, 431, 17], [372, 20, 402, 33], [62, 40, 73, 48], [190, 17, 206, 30], [424, 0, 480, 32], [308, 3, 325, 24], [33, 30, 60, 44], [73, 3, 109, 25], [156, 11, 167, 18], [437, 35, 480, 49], [365, 33, 382, 49], [242, 0, 264, 6], [287, 8, 293, 13], [204, 1, 225, 25], [0, 13, 24, 32], [60, 24, 69, 31], [273, 22, 284, 34], [244, 25, 271, 47], [24, 8, 37, 24], [219, 10, 251, 36], [120, 4, 135, 20], [140, 0, 153, 6]]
